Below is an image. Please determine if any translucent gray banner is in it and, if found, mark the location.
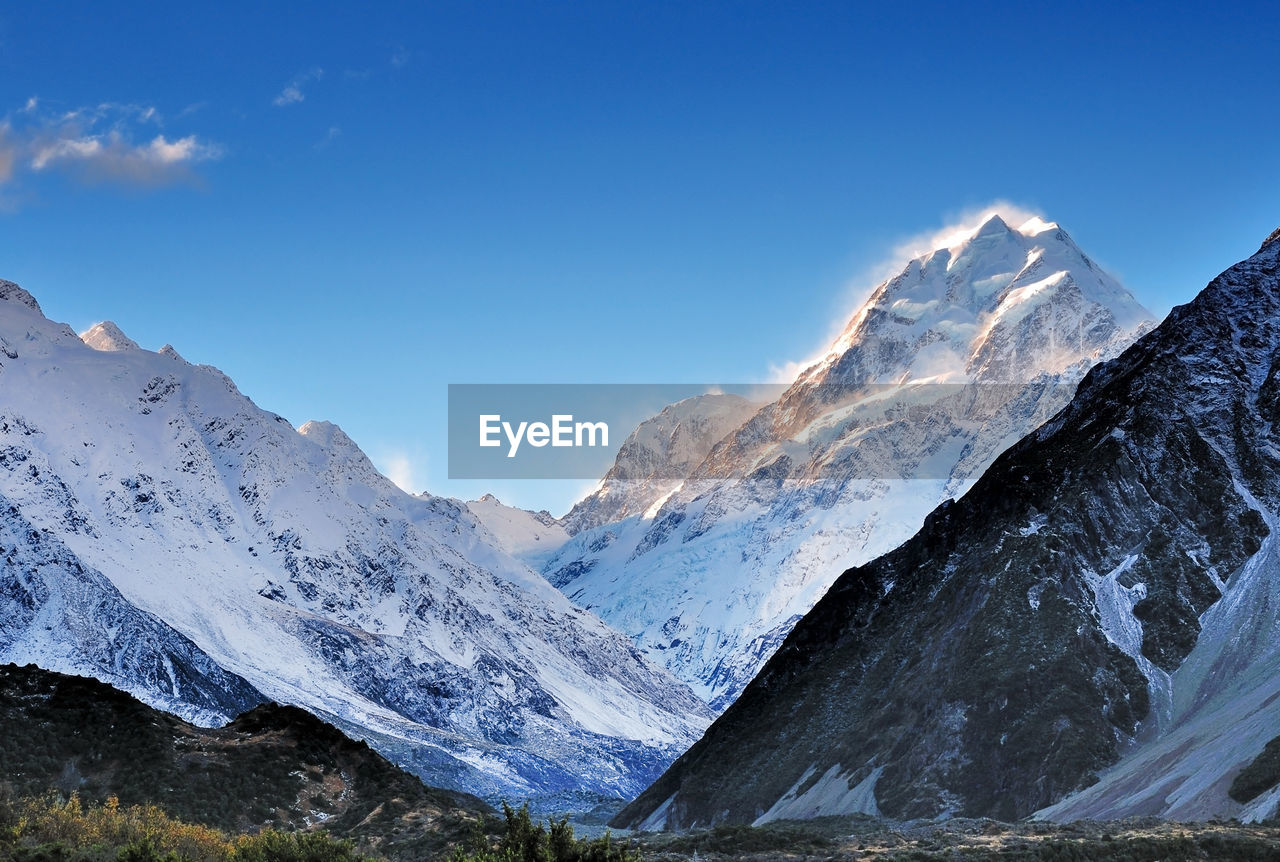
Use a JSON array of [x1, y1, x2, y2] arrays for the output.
[[448, 384, 779, 479], [447, 381, 1077, 480]]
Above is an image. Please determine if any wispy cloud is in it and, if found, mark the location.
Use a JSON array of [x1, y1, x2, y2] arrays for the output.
[[0, 97, 222, 194], [376, 450, 428, 495], [766, 201, 1046, 383], [273, 67, 324, 106], [315, 126, 342, 149], [886, 201, 1044, 269], [390, 46, 412, 69], [31, 131, 221, 183]]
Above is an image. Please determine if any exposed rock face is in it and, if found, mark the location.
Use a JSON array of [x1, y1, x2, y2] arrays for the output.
[[614, 228, 1280, 828], [0, 284, 712, 802], [0, 279, 41, 314], [548, 215, 1154, 709]]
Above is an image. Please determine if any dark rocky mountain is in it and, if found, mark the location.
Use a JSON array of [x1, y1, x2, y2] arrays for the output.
[[614, 227, 1280, 829], [0, 662, 488, 860]]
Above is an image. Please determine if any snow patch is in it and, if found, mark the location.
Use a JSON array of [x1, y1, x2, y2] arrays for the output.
[[1240, 782, 1280, 824], [1084, 555, 1171, 733], [635, 793, 676, 832], [752, 763, 883, 825]]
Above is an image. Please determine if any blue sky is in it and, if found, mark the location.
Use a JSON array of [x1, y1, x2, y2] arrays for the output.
[[1, 2, 1277, 514]]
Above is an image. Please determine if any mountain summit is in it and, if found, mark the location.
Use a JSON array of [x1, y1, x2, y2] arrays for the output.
[[80, 320, 142, 352], [545, 213, 1155, 709], [615, 226, 1280, 828], [798, 213, 1147, 390]]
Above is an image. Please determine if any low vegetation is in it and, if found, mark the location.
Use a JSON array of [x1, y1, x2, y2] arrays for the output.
[[0, 793, 647, 862], [632, 815, 1280, 861], [0, 664, 487, 860], [448, 802, 639, 862], [0, 789, 371, 861], [4, 786, 1280, 861]]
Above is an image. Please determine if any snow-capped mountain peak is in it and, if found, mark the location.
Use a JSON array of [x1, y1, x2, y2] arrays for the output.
[[970, 210, 1013, 238], [545, 214, 1156, 710], [563, 393, 764, 535], [814, 211, 1150, 388], [81, 320, 142, 352], [465, 494, 569, 569], [298, 418, 362, 450], [615, 225, 1280, 829]]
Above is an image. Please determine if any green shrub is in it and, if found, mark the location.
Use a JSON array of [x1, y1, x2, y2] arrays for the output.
[[233, 830, 372, 862], [449, 803, 638, 862]]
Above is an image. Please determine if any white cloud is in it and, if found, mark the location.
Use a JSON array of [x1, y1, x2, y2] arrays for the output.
[[766, 356, 815, 385], [30, 131, 221, 183], [146, 134, 218, 164], [274, 85, 305, 106], [2, 100, 222, 190], [765, 201, 1046, 383], [274, 67, 324, 106], [31, 135, 102, 169]]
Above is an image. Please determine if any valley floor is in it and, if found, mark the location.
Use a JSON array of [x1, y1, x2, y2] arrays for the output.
[[630, 816, 1280, 861]]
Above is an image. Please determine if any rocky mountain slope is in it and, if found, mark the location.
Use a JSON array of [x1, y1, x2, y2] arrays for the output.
[[0, 662, 487, 860], [0, 279, 712, 802], [546, 215, 1154, 708], [562, 393, 763, 536], [613, 227, 1280, 829]]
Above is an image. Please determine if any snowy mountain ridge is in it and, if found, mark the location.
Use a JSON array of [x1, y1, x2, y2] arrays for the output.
[[464, 493, 569, 570], [545, 213, 1156, 708], [0, 284, 712, 801]]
